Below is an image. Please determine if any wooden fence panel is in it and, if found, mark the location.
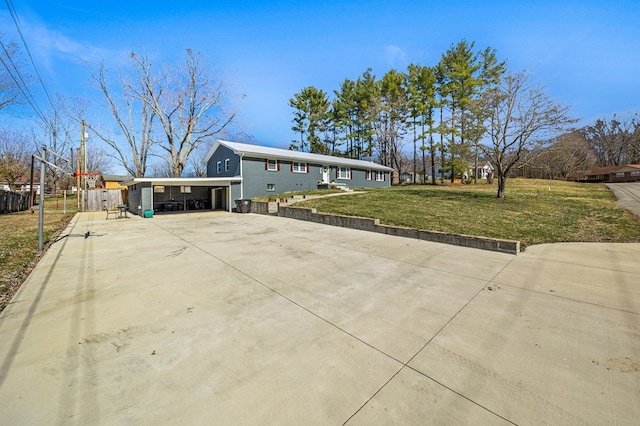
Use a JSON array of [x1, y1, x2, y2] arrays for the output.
[[83, 189, 124, 211], [0, 191, 30, 213]]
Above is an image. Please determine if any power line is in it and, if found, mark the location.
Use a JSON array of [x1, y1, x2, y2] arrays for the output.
[[3, 0, 60, 136], [0, 41, 50, 127]]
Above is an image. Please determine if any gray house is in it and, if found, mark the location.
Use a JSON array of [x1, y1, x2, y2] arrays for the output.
[[125, 140, 393, 215], [205, 140, 393, 200]]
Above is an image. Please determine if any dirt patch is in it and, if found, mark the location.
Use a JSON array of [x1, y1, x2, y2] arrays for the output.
[[592, 357, 640, 373]]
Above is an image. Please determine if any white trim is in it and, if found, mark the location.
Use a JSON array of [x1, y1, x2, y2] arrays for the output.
[[338, 167, 351, 179], [292, 162, 307, 173], [122, 177, 242, 187]]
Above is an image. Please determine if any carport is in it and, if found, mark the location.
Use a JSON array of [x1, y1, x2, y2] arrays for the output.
[[123, 177, 242, 215]]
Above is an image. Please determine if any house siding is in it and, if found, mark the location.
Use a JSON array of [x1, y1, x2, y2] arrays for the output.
[[204, 141, 392, 200], [581, 165, 640, 183], [127, 182, 152, 215], [207, 145, 241, 178], [239, 157, 389, 199]]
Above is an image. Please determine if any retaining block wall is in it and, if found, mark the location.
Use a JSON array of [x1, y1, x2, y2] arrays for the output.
[[277, 206, 520, 255]]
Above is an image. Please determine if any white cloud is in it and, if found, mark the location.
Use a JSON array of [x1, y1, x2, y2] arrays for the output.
[[1, 10, 124, 72], [384, 44, 408, 68], [26, 21, 120, 68]]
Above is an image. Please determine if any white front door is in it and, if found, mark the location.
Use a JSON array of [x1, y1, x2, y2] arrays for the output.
[[322, 166, 330, 183]]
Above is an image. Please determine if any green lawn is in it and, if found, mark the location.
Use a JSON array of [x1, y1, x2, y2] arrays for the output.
[[293, 179, 640, 248], [0, 195, 77, 312]]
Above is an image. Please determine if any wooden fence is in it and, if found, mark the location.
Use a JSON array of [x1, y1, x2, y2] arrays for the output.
[[83, 189, 124, 211], [0, 191, 30, 213]]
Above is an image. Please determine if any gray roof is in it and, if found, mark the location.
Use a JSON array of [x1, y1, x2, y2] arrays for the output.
[[205, 140, 394, 172], [101, 174, 131, 182]]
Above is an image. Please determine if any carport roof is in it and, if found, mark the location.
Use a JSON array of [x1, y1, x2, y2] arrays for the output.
[[122, 177, 242, 187]]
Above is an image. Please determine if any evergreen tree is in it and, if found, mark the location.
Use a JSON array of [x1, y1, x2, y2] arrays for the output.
[[377, 69, 409, 173], [438, 40, 505, 182], [288, 86, 330, 153]]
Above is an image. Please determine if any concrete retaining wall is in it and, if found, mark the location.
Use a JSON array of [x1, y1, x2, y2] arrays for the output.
[[277, 206, 520, 255], [251, 201, 278, 215]]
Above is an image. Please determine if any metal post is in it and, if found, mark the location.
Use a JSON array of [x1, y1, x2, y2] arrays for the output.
[[80, 121, 85, 211], [30, 154, 35, 213], [38, 147, 46, 252]]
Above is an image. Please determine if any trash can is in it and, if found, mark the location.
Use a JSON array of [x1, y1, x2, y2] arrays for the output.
[[235, 199, 251, 213], [143, 210, 154, 218]]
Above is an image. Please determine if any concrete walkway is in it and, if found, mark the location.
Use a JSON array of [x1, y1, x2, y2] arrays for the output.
[[1, 212, 639, 425]]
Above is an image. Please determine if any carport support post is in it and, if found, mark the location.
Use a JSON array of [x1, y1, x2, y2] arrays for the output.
[[38, 146, 46, 252]]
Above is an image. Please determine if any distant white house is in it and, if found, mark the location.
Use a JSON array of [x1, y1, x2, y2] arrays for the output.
[[0, 181, 41, 194], [475, 162, 494, 179]]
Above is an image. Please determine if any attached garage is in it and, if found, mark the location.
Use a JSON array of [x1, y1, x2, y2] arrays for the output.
[[124, 177, 242, 216]]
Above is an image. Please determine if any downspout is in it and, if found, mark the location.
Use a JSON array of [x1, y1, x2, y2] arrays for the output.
[[239, 153, 244, 199]]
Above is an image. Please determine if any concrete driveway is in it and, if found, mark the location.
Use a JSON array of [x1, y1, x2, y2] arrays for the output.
[[1, 211, 639, 425], [607, 182, 640, 218]]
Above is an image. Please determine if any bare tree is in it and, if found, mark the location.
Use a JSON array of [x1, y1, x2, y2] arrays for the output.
[[0, 129, 31, 191], [0, 35, 26, 112], [88, 50, 235, 178], [85, 61, 155, 177], [476, 70, 576, 198], [582, 114, 640, 166], [128, 49, 236, 177], [532, 131, 596, 180]]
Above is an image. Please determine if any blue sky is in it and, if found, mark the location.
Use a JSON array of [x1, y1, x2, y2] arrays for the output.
[[2, 0, 639, 149]]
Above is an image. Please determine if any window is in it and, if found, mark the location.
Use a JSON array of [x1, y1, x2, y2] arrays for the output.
[[616, 172, 625, 177], [366, 170, 372, 180], [224, 159, 230, 171], [267, 159, 278, 171], [267, 183, 275, 192], [631, 171, 640, 176], [376, 171, 385, 181], [216, 161, 221, 173], [338, 167, 351, 179], [292, 162, 307, 173]]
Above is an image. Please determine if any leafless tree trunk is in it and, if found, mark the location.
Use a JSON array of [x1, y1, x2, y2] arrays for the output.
[[477, 70, 576, 198], [85, 62, 155, 177], [129, 49, 235, 177]]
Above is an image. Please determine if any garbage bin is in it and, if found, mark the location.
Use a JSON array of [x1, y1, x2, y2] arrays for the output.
[[235, 199, 251, 213]]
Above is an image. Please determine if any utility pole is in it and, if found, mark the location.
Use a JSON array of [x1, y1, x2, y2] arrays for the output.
[[79, 120, 86, 210]]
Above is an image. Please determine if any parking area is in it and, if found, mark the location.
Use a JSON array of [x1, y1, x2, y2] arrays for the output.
[[1, 211, 639, 424]]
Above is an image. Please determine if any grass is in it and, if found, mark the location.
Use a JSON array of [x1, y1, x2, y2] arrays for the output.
[[293, 179, 640, 248], [0, 194, 78, 313]]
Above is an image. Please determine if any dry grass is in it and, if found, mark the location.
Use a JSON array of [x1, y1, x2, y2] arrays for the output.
[[0, 195, 77, 313], [295, 179, 640, 248]]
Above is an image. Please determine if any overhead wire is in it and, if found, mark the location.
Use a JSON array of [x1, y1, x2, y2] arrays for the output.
[[0, 41, 49, 126], [3, 0, 59, 136]]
